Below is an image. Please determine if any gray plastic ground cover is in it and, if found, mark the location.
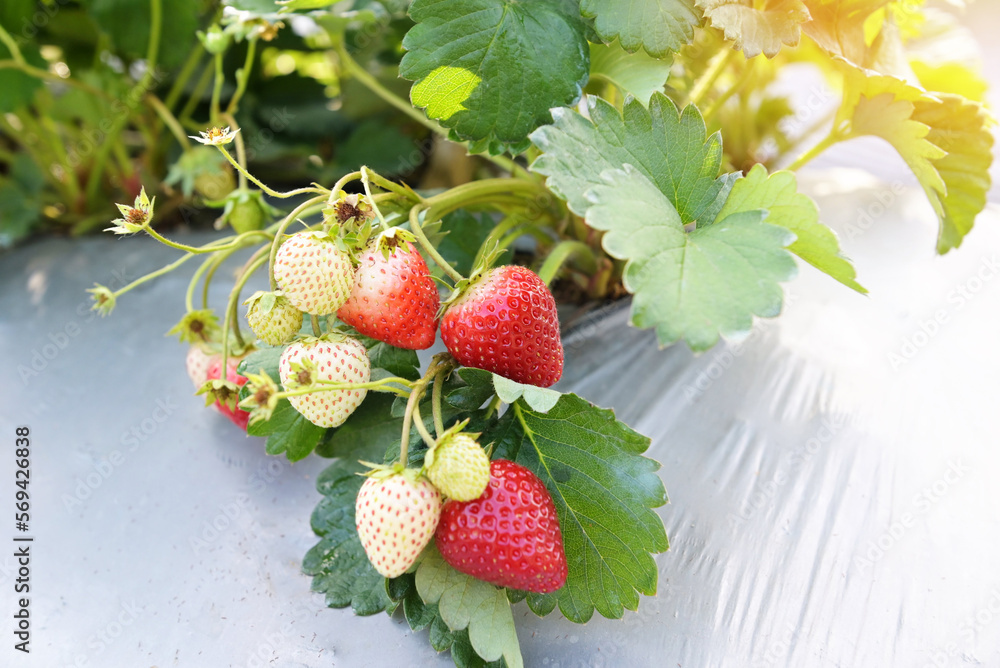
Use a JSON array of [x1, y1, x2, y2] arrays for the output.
[[1, 173, 999, 667]]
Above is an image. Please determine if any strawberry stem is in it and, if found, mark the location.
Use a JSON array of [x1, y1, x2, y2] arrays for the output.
[[266, 194, 329, 290], [276, 376, 413, 400], [408, 205, 465, 283], [431, 372, 445, 436], [220, 251, 268, 375], [360, 167, 387, 227], [217, 146, 328, 199], [536, 240, 598, 286], [412, 401, 436, 449]]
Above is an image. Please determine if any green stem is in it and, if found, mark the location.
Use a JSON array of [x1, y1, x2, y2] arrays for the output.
[[701, 57, 757, 125], [210, 51, 224, 124], [412, 401, 436, 448], [408, 206, 463, 283], [398, 381, 423, 466], [422, 178, 543, 218], [179, 61, 214, 125], [113, 251, 196, 299], [217, 146, 326, 199], [431, 372, 445, 435], [0, 23, 25, 64], [311, 313, 322, 337], [147, 93, 191, 150], [164, 44, 204, 111], [221, 112, 247, 190], [226, 38, 257, 116], [267, 195, 330, 289], [220, 252, 267, 373], [145, 226, 270, 254], [786, 131, 841, 172], [484, 394, 501, 419], [365, 169, 422, 203], [688, 47, 737, 108], [361, 166, 386, 226], [537, 240, 598, 286], [332, 170, 362, 194], [85, 0, 162, 204], [186, 251, 221, 312], [278, 376, 412, 400]]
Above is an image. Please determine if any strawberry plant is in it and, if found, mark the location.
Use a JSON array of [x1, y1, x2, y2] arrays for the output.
[[80, 0, 993, 665]]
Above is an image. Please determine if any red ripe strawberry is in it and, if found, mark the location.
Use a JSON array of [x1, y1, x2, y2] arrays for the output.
[[338, 240, 440, 350], [435, 459, 567, 593], [206, 356, 251, 431], [440, 266, 563, 387], [356, 470, 442, 578]]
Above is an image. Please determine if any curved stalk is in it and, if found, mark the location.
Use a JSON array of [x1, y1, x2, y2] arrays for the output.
[[217, 146, 327, 199], [537, 240, 599, 286], [226, 38, 257, 115], [408, 205, 464, 283], [220, 253, 268, 373], [266, 195, 329, 289]]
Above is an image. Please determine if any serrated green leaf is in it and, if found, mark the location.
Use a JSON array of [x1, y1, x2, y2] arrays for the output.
[[911, 94, 994, 254], [588, 41, 672, 105], [484, 394, 668, 622], [88, 0, 201, 69], [717, 164, 865, 293], [580, 0, 699, 58], [492, 375, 560, 414], [444, 368, 496, 411], [696, 0, 809, 58], [261, 402, 326, 461], [303, 458, 392, 615], [416, 545, 523, 668], [238, 346, 284, 381], [365, 340, 421, 381], [400, 0, 589, 154], [530, 93, 726, 226], [586, 165, 797, 351]]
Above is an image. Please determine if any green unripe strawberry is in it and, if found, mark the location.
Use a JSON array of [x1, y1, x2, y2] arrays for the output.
[[244, 291, 302, 346], [425, 432, 490, 502]]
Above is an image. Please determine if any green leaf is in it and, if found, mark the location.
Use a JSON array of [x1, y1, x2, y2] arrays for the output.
[[364, 340, 421, 381], [400, 0, 589, 155], [303, 458, 393, 615], [696, 0, 809, 59], [588, 41, 672, 105], [911, 94, 994, 254], [0, 154, 45, 248], [484, 394, 668, 622], [0, 2, 44, 112], [238, 346, 283, 381], [445, 368, 497, 411], [436, 210, 510, 278], [88, 0, 202, 69], [315, 392, 401, 458], [491, 375, 560, 414], [580, 0, 700, 58], [586, 165, 797, 351], [530, 93, 726, 226], [260, 401, 326, 461], [416, 545, 523, 668], [717, 164, 865, 293]]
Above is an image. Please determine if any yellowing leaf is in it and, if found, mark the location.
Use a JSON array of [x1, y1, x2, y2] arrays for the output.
[[801, 0, 890, 65], [835, 70, 945, 194], [834, 69, 994, 253], [911, 94, 995, 253], [911, 61, 987, 103], [697, 0, 811, 58]]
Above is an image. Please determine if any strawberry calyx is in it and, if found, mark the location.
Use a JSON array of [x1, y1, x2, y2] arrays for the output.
[[421, 419, 474, 469], [437, 241, 506, 317], [237, 370, 280, 425], [167, 308, 223, 344]]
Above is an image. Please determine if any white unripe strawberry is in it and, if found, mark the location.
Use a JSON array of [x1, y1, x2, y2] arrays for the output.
[[356, 470, 442, 578], [244, 291, 302, 345], [278, 336, 370, 428], [185, 344, 216, 389], [273, 230, 354, 315], [425, 433, 491, 502]]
